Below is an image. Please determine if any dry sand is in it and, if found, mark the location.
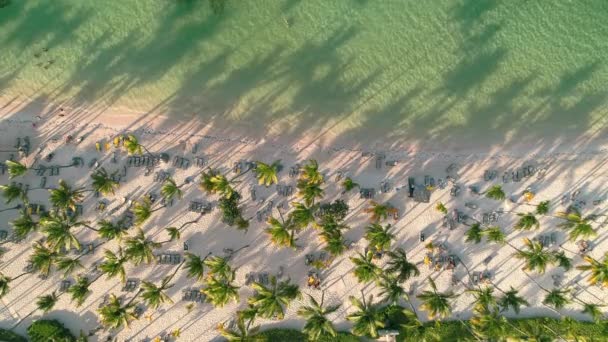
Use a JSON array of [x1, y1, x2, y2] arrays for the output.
[[1, 99, 608, 341]]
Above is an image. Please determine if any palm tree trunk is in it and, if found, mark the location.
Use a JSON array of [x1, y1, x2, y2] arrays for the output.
[[82, 224, 99, 232], [229, 165, 254, 182], [11, 309, 36, 330], [11, 271, 32, 281], [126, 288, 144, 307], [164, 260, 186, 285], [0, 205, 20, 213]]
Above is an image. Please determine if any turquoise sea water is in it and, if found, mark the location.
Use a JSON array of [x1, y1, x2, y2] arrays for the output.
[[0, 0, 607, 146]]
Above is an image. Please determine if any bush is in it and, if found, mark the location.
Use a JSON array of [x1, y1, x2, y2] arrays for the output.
[[219, 192, 248, 229], [0, 328, 27, 342], [27, 319, 76, 342], [318, 199, 349, 222], [256, 329, 359, 342]]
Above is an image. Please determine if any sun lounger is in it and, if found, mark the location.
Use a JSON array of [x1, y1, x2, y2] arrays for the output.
[[359, 188, 375, 199], [289, 165, 299, 178], [464, 202, 477, 210], [375, 155, 384, 169], [195, 156, 206, 167], [450, 185, 460, 197], [123, 279, 139, 292], [0, 230, 8, 241], [245, 273, 256, 285], [59, 280, 71, 292], [380, 181, 391, 193]]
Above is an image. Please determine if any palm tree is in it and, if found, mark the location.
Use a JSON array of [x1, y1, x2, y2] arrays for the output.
[[378, 276, 406, 305], [12, 291, 60, 329], [199, 169, 219, 194], [29, 242, 58, 277], [202, 272, 240, 307], [288, 202, 315, 230], [67, 276, 91, 307], [543, 288, 570, 310], [297, 292, 340, 340], [160, 177, 183, 201], [364, 223, 394, 252], [91, 168, 119, 195], [132, 196, 161, 226], [217, 316, 262, 342], [55, 256, 83, 278], [49, 180, 84, 212], [300, 159, 323, 185], [577, 254, 608, 287], [265, 216, 296, 249], [465, 223, 483, 244], [98, 293, 137, 329], [0, 182, 26, 204], [485, 185, 505, 201], [124, 229, 160, 265], [364, 201, 397, 222], [498, 287, 529, 314], [470, 309, 507, 340], [567, 222, 596, 241], [536, 200, 550, 215], [297, 180, 324, 206], [98, 219, 127, 241], [399, 308, 438, 340], [184, 252, 212, 281], [319, 228, 346, 257], [99, 249, 128, 283], [341, 177, 359, 193], [484, 226, 506, 245], [5, 160, 27, 179], [40, 212, 89, 252], [385, 248, 420, 282], [209, 173, 235, 198], [435, 202, 448, 214], [515, 213, 540, 230], [11, 210, 38, 240], [248, 276, 301, 320], [581, 303, 604, 322], [350, 251, 381, 283], [255, 160, 280, 186], [346, 293, 385, 338], [123, 134, 150, 155], [514, 238, 555, 274], [553, 251, 572, 271], [557, 208, 595, 241], [204, 256, 233, 280], [141, 279, 174, 309], [467, 287, 497, 314], [0, 271, 31, 299], [417, 278, 457, 319]]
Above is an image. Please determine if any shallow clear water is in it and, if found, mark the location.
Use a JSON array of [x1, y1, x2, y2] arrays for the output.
[[1, 0, 607, 146]]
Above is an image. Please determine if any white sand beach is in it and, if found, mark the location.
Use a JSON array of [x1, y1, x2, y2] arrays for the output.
[[1, 98, 608, 341]]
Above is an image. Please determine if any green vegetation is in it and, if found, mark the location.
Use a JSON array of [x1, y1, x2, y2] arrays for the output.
[[256, 329, 359, 342], [27, 319, 76, 342], [0, 328, 27, 342]]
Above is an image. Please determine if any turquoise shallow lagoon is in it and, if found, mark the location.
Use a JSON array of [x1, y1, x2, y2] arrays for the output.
[[0, 0, 607, 146]]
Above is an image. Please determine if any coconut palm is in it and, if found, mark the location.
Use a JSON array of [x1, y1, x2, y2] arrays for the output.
[[91, 168, 119, 195], [12, 291, 60, 328], [536, 200, 550, 215], [98, 293, 137, 329], [297, 180, 324, 206], [5, 160, 27, 178], [498, 287, 529, 314], [248, 276, 301, 320], [484, 226, 506, 245], [40, 212, 90, 252], [29, 242, 58, 277], [364, 201, 397, 222], [164, 227, 181, 242], [67, 276, 91, 307], [217, 316, 263, 342], [132, 196, 159, 226], [98, 219, 127, 241], [184, 252, 212, 281], [141, 279, 174, 309], [265, 216, 296, 249], [55, 256, 83, 278], [99, 249, 128, 283], [297, 292, 340, 340], [364, 223, 394, 252], [346, 293, 385, 338], [341, 177, 359, 193], [468, 287, 497, 314], [515, 212, 540, 230], [567, 222, 596, 241], [470, 309, 508, 340], [400, 309, 438, 341], [123, 134, 149, 155], [255, 160, 280, 187], [514, 238, 555, 274], [11, 210, 37, 240], [204, 255, 233, 280], [543, 288, 570, 310], [0, 182, 26, 204], [202, 272, 240, 307], [160, 177, 183, 201], [319, 228, 346, 257], [435, 202, 448, 214], [485, 185, 505, 201], [124, 229, 160, 265], [557, 208, 595, 241], [378, 276, 406, 305], [0, 271, 31, 299], [300, 159, 323, 184], [553, 251, 572, 271], [209, 173, 235, 198], [199, 169, 219, 193], [581, 303, 604, 322], [49, 180, 84, 212], [417, 278, 457, 319], [465, 223, 483, 244], [350, 251, 381, 284], [288, 202, 315, 230], [385, 248, 420, 282], [577, 254, 608, 287]]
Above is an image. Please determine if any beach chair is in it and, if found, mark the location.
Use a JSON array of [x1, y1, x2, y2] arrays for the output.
[[0, 230, 7, 241], [305, 254, 314, 265], [245, 273, 255, 285], [380, 181, 390, 193], [258, 272, 269, 285], [289, 165, 299, 178], [59, 280, 71, 292], [123, 279, 139, 292], [195, 156, 206, 167], [181, 158, 190, 169], [385, 160, 397, 167], [450, 185, 460, 197], [375, 155, 384, 169]]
